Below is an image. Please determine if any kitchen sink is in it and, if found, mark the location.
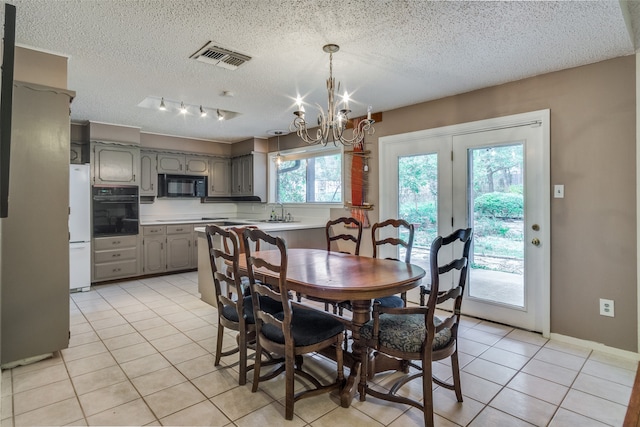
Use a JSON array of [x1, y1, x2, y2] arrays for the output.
[[257, 219, 300, 223]]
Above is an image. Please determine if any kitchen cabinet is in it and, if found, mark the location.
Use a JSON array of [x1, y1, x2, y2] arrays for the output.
[[91, 142, 140, 186], [142, 224, 195, 274], [209, 157, 230, 196], [93, 235, 140, 281], [166, 224, 194, 271], [142, 225, 165, 274], [140, 151, 158, 196], [157, 153, 209, 176], [231, 152, 266, 199]]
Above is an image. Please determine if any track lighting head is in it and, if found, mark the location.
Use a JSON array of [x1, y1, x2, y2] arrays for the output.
[[159, 97, 166, 111], [199, 105, 207, 117]]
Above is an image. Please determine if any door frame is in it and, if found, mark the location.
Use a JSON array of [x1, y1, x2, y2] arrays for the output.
[[379, 109, 550, 337]]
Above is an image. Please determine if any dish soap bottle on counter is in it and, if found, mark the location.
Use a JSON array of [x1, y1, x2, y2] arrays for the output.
[[270, 209, 276, 221]]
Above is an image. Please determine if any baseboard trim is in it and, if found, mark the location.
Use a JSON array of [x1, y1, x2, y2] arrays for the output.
[[549, 333, 640, 361]]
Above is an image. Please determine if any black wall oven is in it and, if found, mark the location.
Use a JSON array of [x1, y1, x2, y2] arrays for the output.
[[92, 186, 139, 237]]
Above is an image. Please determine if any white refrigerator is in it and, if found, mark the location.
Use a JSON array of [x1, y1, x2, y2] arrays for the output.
[[69, 164, 91, 292]]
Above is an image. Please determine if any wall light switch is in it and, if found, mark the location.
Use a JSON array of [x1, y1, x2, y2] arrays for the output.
[[554, 184, 564, 198]]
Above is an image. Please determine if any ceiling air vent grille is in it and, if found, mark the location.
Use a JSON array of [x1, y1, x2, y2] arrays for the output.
[[190, 42, 251, 70]]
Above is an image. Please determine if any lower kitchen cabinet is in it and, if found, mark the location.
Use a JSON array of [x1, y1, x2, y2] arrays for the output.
[[142, 224, 195, 274], [93, 235, 140, 282]]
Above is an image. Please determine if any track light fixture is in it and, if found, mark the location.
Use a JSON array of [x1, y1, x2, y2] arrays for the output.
[[180, 102, 188, 114], [199, 105, 207, 117], [217, 109, 225, 121], [159, 97, 166, 111]]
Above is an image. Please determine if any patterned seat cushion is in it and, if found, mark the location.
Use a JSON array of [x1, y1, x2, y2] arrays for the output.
[[260, 307, 344, 347], [360, 314, 452, 353]]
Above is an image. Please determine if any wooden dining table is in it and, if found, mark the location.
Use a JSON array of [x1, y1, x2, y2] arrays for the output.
[[237, 248, 426, 407]]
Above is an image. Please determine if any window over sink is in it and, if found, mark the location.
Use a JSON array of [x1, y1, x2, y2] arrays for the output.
[[268, 146, 342, 204]]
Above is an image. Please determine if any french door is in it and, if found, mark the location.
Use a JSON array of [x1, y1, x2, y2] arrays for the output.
[[379, 111, 550, 333]]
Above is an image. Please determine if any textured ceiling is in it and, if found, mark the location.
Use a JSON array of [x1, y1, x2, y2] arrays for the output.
[[2, 0, 638, 143]]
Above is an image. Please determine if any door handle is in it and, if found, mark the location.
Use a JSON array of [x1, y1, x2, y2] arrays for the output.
[[531, 238, 541, 246]]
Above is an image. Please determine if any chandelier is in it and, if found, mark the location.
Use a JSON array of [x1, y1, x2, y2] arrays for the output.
[[289, 44, 375, 146]]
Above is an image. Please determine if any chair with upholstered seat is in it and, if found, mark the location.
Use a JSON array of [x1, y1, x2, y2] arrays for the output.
[[326, 216, 362, 255], [359, 228, 473, 427], [371, 218, 415, 308], [243, 228, 345, 420], [223, 225, 260, 297], [205, 224, 281, 385]]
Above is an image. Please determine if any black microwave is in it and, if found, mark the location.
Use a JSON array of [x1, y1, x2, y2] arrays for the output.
[[157, 174, 207, 198]]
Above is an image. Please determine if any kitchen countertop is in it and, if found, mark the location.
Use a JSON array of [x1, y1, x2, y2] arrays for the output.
[[140, 217, 326, 232]]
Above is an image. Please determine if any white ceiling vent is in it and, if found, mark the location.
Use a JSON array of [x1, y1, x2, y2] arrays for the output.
[[190, 42, 251, 70]]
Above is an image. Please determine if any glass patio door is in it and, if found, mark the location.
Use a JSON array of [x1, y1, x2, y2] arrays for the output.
[[379, 111, 549, 333]]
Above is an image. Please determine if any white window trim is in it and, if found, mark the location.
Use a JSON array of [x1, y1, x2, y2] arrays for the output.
[[267, 145, 344, 204]]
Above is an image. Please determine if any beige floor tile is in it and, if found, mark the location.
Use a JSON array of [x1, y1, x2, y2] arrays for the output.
[[70, 322, 94, 335], [152, 303, 184, 316], [69, 330, 101, 347], [588, 351, 639, 372], [102, 331, 146, 351], [13, 378, 75, 415], [13, 397, 83, 427], [492, 337, 541, 357], [458, 371, 503, 404], [122, 308, 161, 323], [504, 329, 548, 346], [120, 353, 171, 379], [210, 384, 273, 421], [12, 364, 69, 394], [95, 323, 137, 340], [473, 321, 514, 337], [469, 406, 533, 426], [111, 342, 158, 364], [116, 303, 149, 315], [149, 332, 193, 352], [388, 407, 459, 427], [131, 366, 187, 396], [2, 394, 12, 419], [174, 354, 217, 379], [78, 380, 141, 416], [311, 405, 384, 427], [543, 339, 592, 358], [571, 372, 632, 406], [65, 352, 117, 377], [457, 339, 490, 357], [138, 324, 181, 341], [521, 359, 578, 387], [234, 400, 304, 426], [580, 359, 636, 387], [506, 371, 568, 405], [462, 358, 517, 386], [351, 392, 409, 425], [191, 368, 241, 398], [160, 400, 231, 426], [162, 310, 199, 324], [161, 342, 208, 365], [131, 316, 170, 331], [172, 317, 211, 332], [1, 370, 12, 397], [60, 341, 108, 363], [459, 329, 502, 346], [431, 388, 484, 426], [86, 398, 156, 426], [478, 347, 531, 370], [489, 387, 556, 426], [144, 381, 207, 419], [10, 353, 64, 376], [560, 389, 627, 426], [84, 309, 122, 323], [548, 408, 610, 427], [183, 325, 216, 342], [72, 365, 127, 395], [533, 347, 587, 371]]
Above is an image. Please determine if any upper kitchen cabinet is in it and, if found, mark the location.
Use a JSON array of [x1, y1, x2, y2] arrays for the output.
[[157, 153, 209, 176], [231, 152, 267, 199], [209, 157, 230, 196], [140, 151, 158, 196], [91, 142, 140, 186]]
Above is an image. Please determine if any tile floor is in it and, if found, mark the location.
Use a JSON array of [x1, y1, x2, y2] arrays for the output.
[[0, 271, 637, 426]]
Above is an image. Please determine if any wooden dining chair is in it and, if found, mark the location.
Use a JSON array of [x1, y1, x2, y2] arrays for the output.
[[371, 218, 415, 308], [243, 228, 345, 420], [205, 224, 281, 385], [359, 228, 473, 427], [223, 225, 260, 297], [326, 216, 363, 255]]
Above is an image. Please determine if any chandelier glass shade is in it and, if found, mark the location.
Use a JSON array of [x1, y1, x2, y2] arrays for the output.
[[289, 44, 375, 147]]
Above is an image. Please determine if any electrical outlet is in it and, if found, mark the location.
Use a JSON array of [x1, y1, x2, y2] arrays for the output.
[[599, 298, 614, 317]]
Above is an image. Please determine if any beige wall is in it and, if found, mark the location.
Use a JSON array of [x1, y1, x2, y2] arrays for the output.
[[275, 56, 637, 352], [14, 46, 67, 89]]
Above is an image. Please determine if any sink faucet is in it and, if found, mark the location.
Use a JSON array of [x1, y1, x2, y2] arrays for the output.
[[277, 203, 285, 221]]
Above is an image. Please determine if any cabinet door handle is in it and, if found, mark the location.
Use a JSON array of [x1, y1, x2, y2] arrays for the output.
[[176, 228, 183, 232], [151, 183, 154, 190], [113, 241, 120, 245], [161, 243, 164, 250], [112, 253, 121, 258]]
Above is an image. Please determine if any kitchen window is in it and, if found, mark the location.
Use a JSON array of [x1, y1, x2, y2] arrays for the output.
[[268, 146, 343, 204]]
